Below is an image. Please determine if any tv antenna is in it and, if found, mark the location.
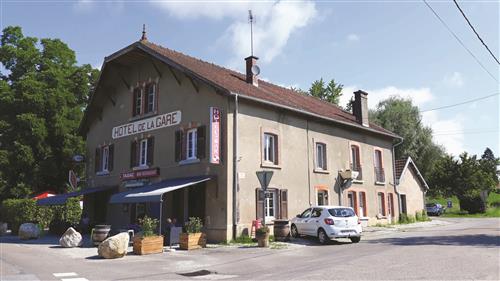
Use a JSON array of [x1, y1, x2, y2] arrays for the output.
[[248, 10, 255, 56]]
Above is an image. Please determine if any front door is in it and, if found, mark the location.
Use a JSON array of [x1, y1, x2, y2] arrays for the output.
[[401, 194, 407, 214], [188, 183, 206, 222]]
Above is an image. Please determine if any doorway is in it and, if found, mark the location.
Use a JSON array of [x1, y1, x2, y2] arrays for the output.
[[401, 194, 407, 214]]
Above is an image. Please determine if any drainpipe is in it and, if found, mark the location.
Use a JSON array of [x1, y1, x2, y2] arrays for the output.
[[306, 119, 312, 206], [232, 93, 239, 240], [392, 138, 404, 215]]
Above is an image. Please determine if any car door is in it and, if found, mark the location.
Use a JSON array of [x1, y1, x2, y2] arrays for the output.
[[307, 208, 323, 235], [295, 208, 312, 234]]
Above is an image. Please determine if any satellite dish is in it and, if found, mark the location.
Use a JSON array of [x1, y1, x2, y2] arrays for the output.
[[251, 65, 260, 76]]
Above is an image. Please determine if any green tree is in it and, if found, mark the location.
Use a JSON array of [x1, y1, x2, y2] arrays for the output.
[[370, 97, 444, 178], [0, 26, 99, 200], [308, 78, 343, 105]]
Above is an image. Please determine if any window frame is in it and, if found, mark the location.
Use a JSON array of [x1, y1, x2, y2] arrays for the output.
[[186, 128, 198, 160], [374, 148, 385, 184], [317, 189, 329, 206], [264, 189, 277, 221], [133, 87, 143, 117], [315, 142, 327, 171], [102, 145, 109, 172], [132, 82, 158, 118], [145, 82, 156, 114], [139, 139, 148, 167], [377, 192, 386, 216], [358, 191, 367, 217], [263, 133, 276, 164]]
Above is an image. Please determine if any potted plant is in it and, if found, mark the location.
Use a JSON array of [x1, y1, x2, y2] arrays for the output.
[[179, 217, 206, 250], [133, 216, 164, 255], [256, 226, 270, 247]]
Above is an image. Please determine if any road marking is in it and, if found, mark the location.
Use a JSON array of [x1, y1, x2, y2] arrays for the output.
[[61, 278, 89, 281], [53, 273, 78, 277]]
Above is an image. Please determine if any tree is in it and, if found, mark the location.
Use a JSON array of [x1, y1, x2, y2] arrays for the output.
[[308, 78, 343, 105], [370, 97, 444, 178], [0, 26, 99, 200]]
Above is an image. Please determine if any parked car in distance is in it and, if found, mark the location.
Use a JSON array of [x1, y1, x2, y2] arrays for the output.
[[426, 203, 444, 216], [290, 206, 362, 245]]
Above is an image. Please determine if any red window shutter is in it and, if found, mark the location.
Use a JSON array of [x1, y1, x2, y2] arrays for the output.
[[130, 141, 137, 168], [197, 126, 206, 159], [95, 147, 101, 172], [256, 188, 264, 221], [108, 144, 114, 172], [175, 130, 182, 162], [280, 189, 288, 219], [147, 137, 154, 166]]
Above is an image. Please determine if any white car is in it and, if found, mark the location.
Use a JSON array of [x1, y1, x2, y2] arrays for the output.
[[290, 206, 362, 245]]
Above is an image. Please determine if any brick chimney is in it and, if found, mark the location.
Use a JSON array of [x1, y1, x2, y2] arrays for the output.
[[353, 90, 369, 127], [245, 56, 259, 86]]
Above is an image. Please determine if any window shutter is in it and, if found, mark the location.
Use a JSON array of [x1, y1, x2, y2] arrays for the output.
[[274, 135, 279, 164], [175, 130, 182, 162], [147, 137, 154, 166], [197, 125, 206, 159], [256, 188, 264, 221], [130, 141, 137, 168], [181, 130, 187, 161], [108, 144, 114, 171], [280, 189, 288, 219], [95, 147, 101, 172]]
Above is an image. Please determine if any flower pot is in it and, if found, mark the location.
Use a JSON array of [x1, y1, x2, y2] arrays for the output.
[[133, 235, 164, 255], [179, 232, 206, 250], [256, 231, 270, 247]]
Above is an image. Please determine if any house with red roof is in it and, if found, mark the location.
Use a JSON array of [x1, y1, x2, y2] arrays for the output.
[[395, 157, 429, 217]]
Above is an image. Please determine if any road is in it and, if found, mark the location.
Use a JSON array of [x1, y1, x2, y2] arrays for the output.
[[1, 218, 499, 280]]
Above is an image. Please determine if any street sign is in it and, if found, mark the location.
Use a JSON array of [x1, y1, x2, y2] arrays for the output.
[[69, 170, 78, 190], [256, 171, 273, 190]]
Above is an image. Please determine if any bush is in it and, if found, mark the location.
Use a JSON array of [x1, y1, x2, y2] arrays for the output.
[[185, 217, 203, 233], [398, 213, 409, 224], [138, 215, 159, 237], [1, 199, 41, 234], [407, 215, 416, 223], [256, 226, 269, 236], [231, 234, 254, 244], [415, 211, 422, 221], [49, 197, 82, 235], [421, 210, 429, 221]]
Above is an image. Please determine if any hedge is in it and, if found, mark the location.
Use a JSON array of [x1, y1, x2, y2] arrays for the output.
[[0, 198, 81, 235]]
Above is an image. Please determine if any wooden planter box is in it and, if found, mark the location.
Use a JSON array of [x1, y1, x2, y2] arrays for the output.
[[133, 235, 164, 255], [179, 233, 206, 250]]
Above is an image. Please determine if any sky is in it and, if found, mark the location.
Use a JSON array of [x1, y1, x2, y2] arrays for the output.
[[2, 0, 499, 157]]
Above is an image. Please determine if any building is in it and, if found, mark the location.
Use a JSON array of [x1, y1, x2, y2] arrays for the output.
[[394, 157, 429, 216], [41, 32, 405, 242]]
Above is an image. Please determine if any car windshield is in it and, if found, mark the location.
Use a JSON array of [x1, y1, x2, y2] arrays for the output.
[[328, 208, 355, 217], [426, 203, 436, 207]]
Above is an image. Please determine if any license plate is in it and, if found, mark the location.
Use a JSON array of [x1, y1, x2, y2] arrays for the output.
[[341, 230, 354, 233]]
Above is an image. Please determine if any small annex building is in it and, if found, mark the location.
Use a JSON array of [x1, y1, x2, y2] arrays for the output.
[[395, 157, 429, 217]]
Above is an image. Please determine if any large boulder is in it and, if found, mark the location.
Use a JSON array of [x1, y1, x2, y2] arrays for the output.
[[98, 232, 129, 259], [59, 227, 83, 248], [0, 222, 7, 236], [18, 223, 40, 240]]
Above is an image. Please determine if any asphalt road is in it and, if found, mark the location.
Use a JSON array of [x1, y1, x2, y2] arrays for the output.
[[1, 218, 499, 280]]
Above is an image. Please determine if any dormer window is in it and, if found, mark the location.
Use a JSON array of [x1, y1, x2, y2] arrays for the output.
[[132, 82, 157, 117]]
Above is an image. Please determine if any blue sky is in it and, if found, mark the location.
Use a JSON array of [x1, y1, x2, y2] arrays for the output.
[[2, 0, 499, 157]]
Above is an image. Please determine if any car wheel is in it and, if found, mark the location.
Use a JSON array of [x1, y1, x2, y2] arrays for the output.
[[291, 224, 300, 238], [350, 236, 361, 243], [318, 228, 329, 245]]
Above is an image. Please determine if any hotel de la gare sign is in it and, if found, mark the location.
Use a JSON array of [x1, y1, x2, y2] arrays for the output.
[[113, 107, 221, 181]]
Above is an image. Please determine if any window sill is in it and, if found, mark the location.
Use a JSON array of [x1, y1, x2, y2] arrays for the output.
[[375, 181, 386, 186], [313, 168, 329, 174], [132, 165, 150, 171], [179, 158, 200, 165], [352, 179, 364, 184], [96, 171, 110, 176], [376, 214, 387, 219], [261, 162, 281, 169], [129, 111, 158, 122]]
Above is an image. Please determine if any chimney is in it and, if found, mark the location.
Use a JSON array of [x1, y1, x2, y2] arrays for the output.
[[245, 56, 259, 86], [353, 90, 369, 127]]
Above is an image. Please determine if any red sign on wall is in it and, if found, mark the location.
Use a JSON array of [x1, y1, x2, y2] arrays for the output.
[[209, 107, 221, 164], [121, 167, 160, 181]]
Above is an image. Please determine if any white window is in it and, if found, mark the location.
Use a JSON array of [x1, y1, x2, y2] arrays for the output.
[[316, 143, 327, 170], [102, 146, 109, 172], [263, 133, 276, 164], [265, 190, 277, 220], [134, 88, 143, 116], [139, 139, 148, 167], [146, 83, 156, 113], [187, 128, 197, 160]]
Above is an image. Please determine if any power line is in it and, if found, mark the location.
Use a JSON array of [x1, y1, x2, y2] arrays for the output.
[[452, 0, 500, 65], [420, 92, 499, 112], [422, 0, 498, 83]]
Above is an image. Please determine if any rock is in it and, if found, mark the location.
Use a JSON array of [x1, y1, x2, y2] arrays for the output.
[[59, 227, 83, 248], [98, 232, 129, 259], [0, 222, 7, 236], [18, 223, 40, 240]]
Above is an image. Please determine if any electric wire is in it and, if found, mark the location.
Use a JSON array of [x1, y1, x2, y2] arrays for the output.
[[419, 92, 499, 112], [452, 0, 500, 65], [422, 0, 498, 83]]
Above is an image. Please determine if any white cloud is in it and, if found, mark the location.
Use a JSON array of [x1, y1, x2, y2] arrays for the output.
[[443, 72, 464, 88], [422, 111, 465, 156], [347, 33, 360, 42], [152, 1, 317, 65], [340, 86, 434, 109]]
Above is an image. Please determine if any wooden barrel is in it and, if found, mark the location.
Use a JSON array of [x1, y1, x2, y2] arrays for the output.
[[91, 224, 111, 246], [273, 220, 290, 242]]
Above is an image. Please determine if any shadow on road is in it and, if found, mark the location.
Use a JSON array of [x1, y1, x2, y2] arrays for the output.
[[367, 234, 500, 248]]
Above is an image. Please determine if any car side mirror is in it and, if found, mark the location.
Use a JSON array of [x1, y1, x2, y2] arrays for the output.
[[296, 214, 302, 218]]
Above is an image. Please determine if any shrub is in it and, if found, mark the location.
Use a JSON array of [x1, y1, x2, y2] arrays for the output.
[[398, 213, 409, 224], [185, 217, 203, 233], [1, 199, 42, 234], [421, 210, 429, 221], [407, 215, 416, 223], [415, 211, 422, 221], [256, 226, 269, 236], [138, 215, 159, 237], [231, 234, 254, 244]]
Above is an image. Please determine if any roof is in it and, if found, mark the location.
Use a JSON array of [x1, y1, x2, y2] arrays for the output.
[[80, 40, 400, 139], [396, 157, 429, 190]]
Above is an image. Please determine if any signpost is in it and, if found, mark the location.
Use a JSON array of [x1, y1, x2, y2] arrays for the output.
[[256, 171, 273, 226], [69, 170, 78, 190]]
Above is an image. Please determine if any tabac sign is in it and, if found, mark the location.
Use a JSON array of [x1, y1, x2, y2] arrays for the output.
[[112, 110, 181, 139], [209, 107, 221, 164]]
